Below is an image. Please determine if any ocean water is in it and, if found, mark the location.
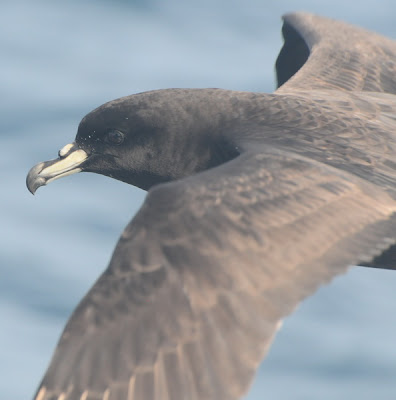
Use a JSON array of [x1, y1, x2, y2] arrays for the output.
[[2, 0, 396, 399]]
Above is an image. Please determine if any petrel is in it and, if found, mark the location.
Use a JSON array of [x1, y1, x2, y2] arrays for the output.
[[27, 12, 396, 400]]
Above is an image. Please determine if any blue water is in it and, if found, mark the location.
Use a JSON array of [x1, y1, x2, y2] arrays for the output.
[[2, 1, 396, 399]]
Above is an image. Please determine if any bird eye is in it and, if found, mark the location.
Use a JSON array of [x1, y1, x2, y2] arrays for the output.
[[105, 130, 125, 145]]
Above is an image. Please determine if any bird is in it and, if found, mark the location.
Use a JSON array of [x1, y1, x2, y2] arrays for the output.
[[26, 12, 396, 400]]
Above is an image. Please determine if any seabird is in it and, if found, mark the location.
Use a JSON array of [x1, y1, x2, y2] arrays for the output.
[[27, 12, 396, 400]]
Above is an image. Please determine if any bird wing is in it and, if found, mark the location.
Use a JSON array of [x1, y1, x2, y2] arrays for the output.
[[276, 12, 396, 94], [34, 147, 396, 400]]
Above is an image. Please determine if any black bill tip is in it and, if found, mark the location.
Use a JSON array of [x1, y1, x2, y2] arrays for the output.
[[26, 162, 46, 194]]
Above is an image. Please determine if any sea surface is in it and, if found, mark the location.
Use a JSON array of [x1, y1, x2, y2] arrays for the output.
[[2, 0, 396, 399]]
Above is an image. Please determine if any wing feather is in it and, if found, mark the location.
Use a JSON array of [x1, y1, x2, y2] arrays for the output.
[[276, 12, 396, 93], [34, 150, 396, 400]]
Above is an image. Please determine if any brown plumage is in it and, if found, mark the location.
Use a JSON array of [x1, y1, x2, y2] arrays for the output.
[[27, 12, 396, 400]]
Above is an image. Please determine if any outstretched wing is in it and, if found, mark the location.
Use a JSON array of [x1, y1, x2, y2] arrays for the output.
[[34, 148, 396, 400], [276, 12, 396, 94]]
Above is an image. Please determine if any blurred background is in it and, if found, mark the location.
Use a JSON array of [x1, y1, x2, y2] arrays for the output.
[[2, 0, 396, 399]]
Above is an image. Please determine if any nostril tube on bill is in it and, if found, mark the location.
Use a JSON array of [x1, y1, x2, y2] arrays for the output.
[[58, 143, 75, 158]]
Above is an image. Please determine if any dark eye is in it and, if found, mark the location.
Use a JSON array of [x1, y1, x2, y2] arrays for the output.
[[105, 129, 125, 145]]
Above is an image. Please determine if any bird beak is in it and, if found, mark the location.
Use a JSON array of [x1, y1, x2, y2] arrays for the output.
[[26, 142, 88, 194]]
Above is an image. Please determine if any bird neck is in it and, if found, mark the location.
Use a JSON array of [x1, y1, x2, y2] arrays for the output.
[[128, 89, 280, 190]]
